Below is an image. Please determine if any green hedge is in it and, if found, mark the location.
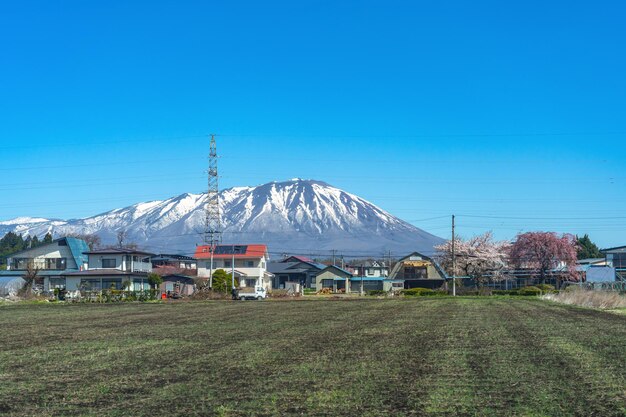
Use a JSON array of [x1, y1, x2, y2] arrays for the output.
[[402, 288, 448, 297]]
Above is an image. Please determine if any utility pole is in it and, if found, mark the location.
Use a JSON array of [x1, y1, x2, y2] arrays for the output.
[[231, 243, 236, 291], [360, 263, 364, 296], [209, 246, 214, 289], [452, 215, 456, 297], [332, 250, 336, 266]]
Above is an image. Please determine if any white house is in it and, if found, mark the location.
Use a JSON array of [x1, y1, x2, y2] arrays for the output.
[[62, 248, 155, 291], [194, 244, 273, 291], [1, 237, 90, 292]]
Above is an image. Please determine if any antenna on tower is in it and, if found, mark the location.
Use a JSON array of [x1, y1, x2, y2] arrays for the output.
[[204, 134, 222, 246]]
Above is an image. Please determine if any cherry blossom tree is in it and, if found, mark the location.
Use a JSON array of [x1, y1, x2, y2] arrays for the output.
[[435, 232, 511, 287], [509, 232, 579, 283]]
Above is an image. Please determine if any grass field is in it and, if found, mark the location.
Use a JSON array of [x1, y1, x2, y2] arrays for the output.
[[0, 298, 625, 416]]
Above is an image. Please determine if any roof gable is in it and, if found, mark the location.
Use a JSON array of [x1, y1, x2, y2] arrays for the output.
[[282, 255, 314, 264], [317, 265, 353, 277]]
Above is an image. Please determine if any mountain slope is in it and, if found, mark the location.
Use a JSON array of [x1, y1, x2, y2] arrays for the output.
[[0, 179, 444, 257]]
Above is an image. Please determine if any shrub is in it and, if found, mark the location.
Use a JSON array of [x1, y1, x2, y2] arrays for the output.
[[535, 284, 556, 293], [368, 290, 386, 296], [492, 290, 516, 296], [147, 273, 163, 289], [517, 286, 542, 296], [402, 288, 434, 297]]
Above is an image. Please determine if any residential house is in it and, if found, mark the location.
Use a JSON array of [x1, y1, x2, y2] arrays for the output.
[[315, 265, 403, 293], [62, 248, 155, 291], [576, 258, 608, 282], [160, 274, 196, 297], [315, 265, 353, 293], [1, 237, 90, 292], [601, 246, 626, 281], [151, 254, 197, 270], [195, 244, 273, 291], [388, 252, 448, 289], [267, 255, 326, 289]]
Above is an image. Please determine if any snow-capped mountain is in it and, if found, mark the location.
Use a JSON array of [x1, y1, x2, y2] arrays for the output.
[[0, 179, 444, 257]]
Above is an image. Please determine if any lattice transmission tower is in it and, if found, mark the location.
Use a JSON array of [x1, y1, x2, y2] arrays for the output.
[[204, 134, 222, 246]]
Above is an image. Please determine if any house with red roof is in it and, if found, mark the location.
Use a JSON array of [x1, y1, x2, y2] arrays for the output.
[[195, 244, 273, 291]]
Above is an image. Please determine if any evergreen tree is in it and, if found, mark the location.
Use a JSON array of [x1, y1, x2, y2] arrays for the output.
[[211, 269, 238, 293], [31, 235, 40, 247], [43, 232, 53, 244], [576, 234, 603, 260], [0, 232, 26, 267]]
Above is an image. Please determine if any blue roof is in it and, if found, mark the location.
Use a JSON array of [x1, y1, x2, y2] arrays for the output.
[[0, 270, 69, 277], [64, 237, 90, 269]]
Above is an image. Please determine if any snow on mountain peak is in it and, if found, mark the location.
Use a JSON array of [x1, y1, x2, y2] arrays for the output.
[[0, 179, 443, 254]]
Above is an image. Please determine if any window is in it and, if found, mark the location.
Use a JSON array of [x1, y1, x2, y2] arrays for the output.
[[246, 261, 254, 268], [614, 253, 626, 269], [11, 258, 31, 270], [45, 258, 66, 270], [322, 279, 334, 289], [224, 260, 232, 268], [80, 279, 102, 291], [102, 259, 116, 268], [403, 266, 427, 279], [134, 280, 148, 291], [102, 279, 122, 290], [49, 278, 66, 290]]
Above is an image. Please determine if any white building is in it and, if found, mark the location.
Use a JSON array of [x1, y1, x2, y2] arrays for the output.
[[195, 244, 273, 291], [63, 248, 155, 291], [2, 237, 90, 292]]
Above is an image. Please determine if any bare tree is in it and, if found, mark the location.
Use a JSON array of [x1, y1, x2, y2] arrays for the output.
[[18, 263, 40, 298], [116, 230, 127, 248]]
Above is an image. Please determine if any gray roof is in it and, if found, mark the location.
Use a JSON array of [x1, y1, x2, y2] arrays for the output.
[[84, 248, 155, 256], [268, 261, 322, 274], [577, 258, 605, 265], [316, 265, 353, 277], [152, 254, 196, 262], [63, 269, 148, 277], [601, 246, 626, 253]]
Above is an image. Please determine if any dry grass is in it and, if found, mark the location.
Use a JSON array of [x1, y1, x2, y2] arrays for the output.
[[543, 288, 626, 309]]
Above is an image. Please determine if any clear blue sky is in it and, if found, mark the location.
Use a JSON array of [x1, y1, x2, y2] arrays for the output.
[[1, 0, 625, 247]]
